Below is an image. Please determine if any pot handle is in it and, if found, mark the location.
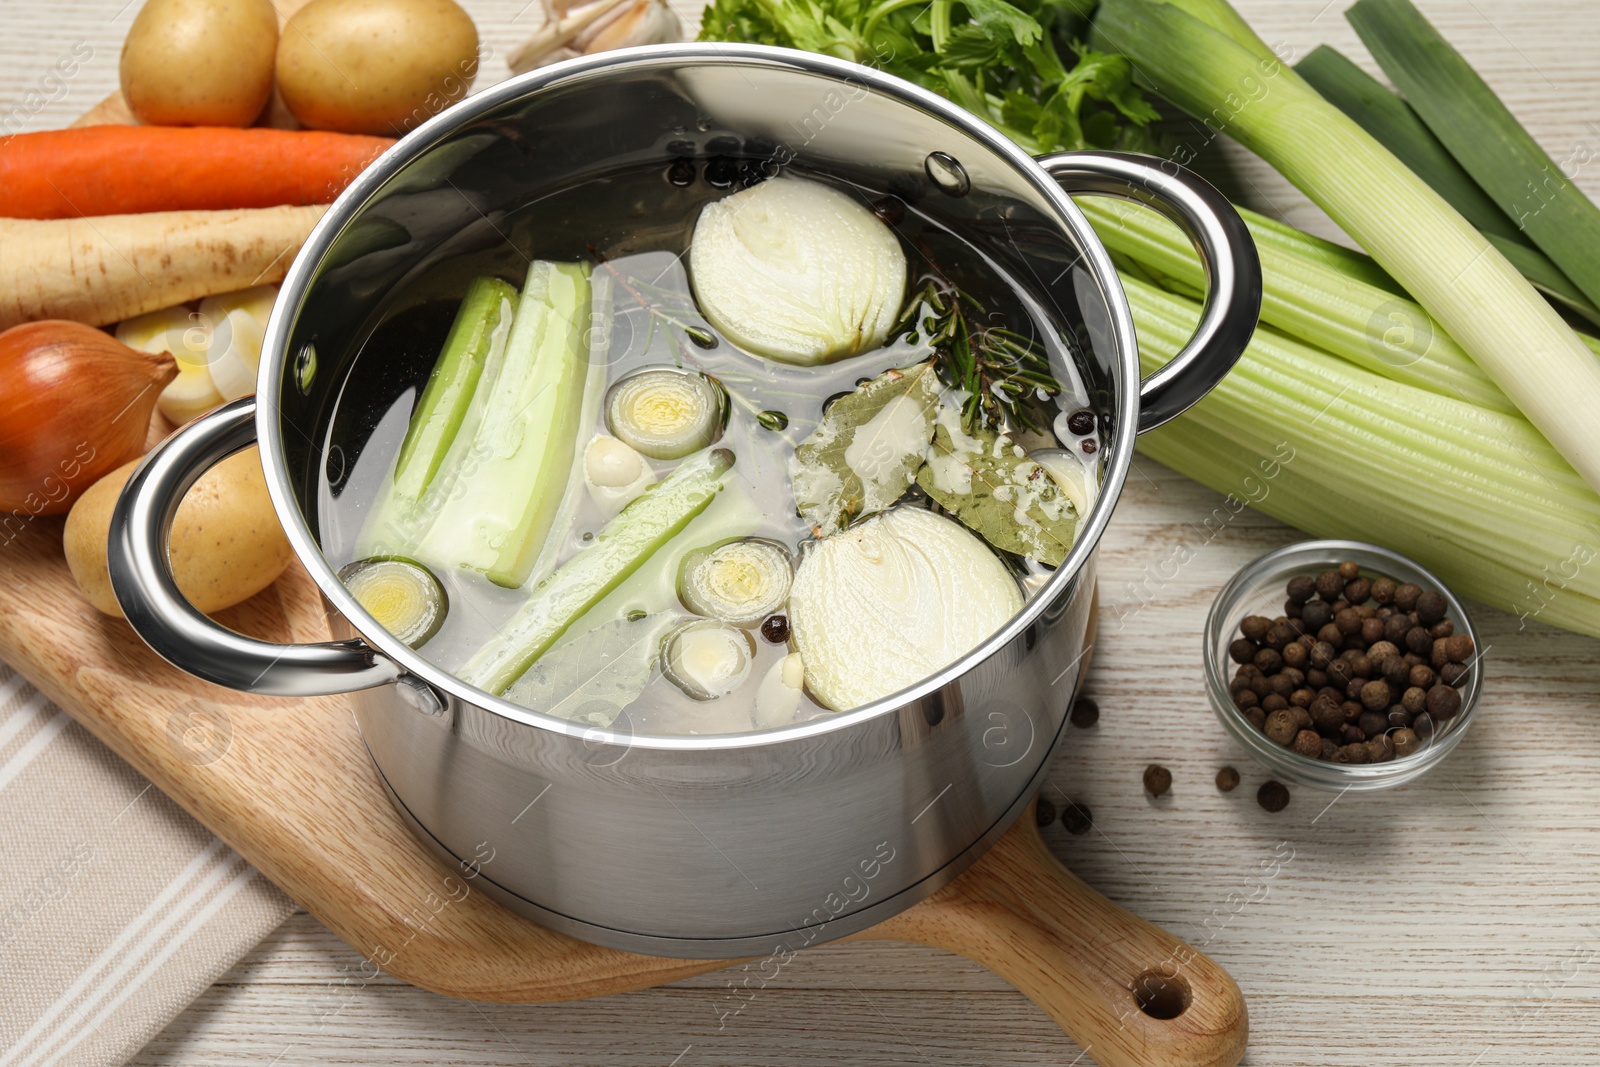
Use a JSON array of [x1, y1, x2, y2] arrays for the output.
[[107, 396, 403, 697], [1038, 151, 1262, 433]]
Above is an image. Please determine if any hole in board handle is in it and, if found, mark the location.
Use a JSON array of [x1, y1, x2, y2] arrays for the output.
[[1132, 968, 1192, 1020]]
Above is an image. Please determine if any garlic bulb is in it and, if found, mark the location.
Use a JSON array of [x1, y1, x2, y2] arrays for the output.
[[788, 507, 1022, 711], [688, 177, 908, 366], [508, 0, 681, 75]]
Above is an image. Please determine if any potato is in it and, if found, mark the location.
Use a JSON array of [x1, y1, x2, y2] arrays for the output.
[[64, 448, 292, 619], [120, 0, 279, 127], [276, 0, 479, 135]]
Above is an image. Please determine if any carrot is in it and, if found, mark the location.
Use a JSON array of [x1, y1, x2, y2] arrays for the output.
[[0, 126, 393, 220], [0, 205, 326, 330]]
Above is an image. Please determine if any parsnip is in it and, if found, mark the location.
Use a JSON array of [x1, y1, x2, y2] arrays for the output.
[[0, 205, 325, 330]]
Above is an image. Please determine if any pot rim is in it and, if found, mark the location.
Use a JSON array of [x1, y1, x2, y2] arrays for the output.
[[256, 42, 1139, 751]]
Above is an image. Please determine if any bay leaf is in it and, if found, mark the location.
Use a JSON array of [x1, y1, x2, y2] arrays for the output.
[[504, 612, 681, 726], [790, 362, 941, 537], [916, 419, 1079, 567]]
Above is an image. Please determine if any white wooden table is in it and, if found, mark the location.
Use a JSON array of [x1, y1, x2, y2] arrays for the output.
[[6, 1, 1600, 1063]]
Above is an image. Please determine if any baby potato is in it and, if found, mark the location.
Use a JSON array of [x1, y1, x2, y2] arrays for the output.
[[64, 448, 292, 619], [120, 0, 279, 127], [276, 0, 479, 135]]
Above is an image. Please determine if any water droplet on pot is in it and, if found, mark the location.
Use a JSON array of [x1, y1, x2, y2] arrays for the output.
[[924, 152, 970, 197]]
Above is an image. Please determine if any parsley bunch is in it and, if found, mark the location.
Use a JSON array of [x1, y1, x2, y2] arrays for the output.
[[697, 0, 1161, 154]]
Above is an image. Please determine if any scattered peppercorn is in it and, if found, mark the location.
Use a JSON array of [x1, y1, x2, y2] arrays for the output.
[[1216, 766, 1240, 792], [1223, 559, 1471, 764], [1065, 409, 1095, 436], [1143, 764, 1173, 797], [1257, 780, 1290, 812], [1061, 801, 1093, 834], [1036, 797, 1057, 827], [1069, 697, 1099, 728], [760, 615, 790, 643]]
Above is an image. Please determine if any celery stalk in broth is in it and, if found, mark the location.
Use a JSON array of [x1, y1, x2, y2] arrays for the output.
[[421, 260, 593, 588], [463, 447, 736, 695], [357, 276, 516, 559]]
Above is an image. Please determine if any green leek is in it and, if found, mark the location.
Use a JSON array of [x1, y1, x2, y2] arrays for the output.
[[1347, 0, 1600, 313], [1294, 43, 1600, 327], [1092, 0, 1600, 499], [1124, 273, 1600, 636]]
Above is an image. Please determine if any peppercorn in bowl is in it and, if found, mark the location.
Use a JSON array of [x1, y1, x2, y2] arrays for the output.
[[1204, 540, 1482, 791]]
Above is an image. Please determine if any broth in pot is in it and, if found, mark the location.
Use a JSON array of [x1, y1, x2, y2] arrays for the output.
[[318, 158, 1102, 737]]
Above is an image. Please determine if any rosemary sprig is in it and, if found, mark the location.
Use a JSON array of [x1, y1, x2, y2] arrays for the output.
[[893, 279, 1062, 434]]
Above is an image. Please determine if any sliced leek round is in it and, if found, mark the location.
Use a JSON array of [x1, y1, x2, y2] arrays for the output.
[[604, 367, 727, 460], [660, 619, 755, 701], [677, 537, 793, 626], [338, 557, 448, 648]]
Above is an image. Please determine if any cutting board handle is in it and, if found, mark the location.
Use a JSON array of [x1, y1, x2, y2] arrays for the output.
[[865, 800, 1247, 1067]]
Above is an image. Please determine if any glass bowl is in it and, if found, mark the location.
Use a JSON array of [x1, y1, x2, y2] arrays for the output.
[[1204, 539, 1482, 791]]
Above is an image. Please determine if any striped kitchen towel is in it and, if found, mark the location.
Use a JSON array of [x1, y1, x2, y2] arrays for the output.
[[0, 665, 294, 1066]]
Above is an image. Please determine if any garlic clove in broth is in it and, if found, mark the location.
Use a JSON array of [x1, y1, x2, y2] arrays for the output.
[[788, 507, 1023, 712], [1029, 448, 1099, 520], [584, 434, 655, 518], [688, 177, 908, 366], [753, 652, 806, 728]]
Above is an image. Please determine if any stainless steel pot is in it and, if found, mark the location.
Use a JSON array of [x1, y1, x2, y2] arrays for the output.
[[107, 44, 1260, 959]]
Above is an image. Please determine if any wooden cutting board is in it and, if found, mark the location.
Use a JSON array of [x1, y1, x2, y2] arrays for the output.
[[0, 510, 1245, 1067]]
